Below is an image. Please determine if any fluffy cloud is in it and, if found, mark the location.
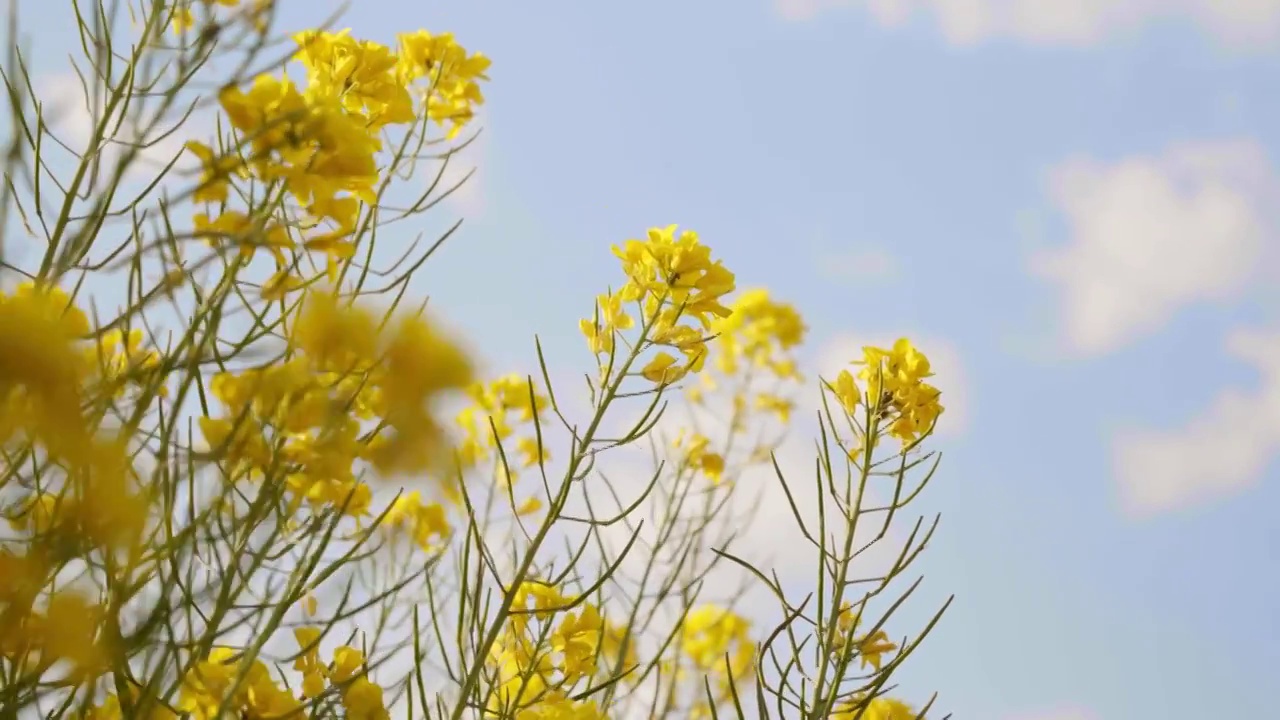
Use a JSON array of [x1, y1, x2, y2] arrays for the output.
[[813, 331, 970, 436], [774, 0, 1280, 47], [1031, 140, 1274, 357], [1113, 328, 1280, 517], [39, 72, 204, 181], [431, 117, 490, 219], [583, 396, 900, 595], [816, 244, 899, 286]]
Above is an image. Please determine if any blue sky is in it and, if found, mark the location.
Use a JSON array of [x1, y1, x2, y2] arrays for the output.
[[14, 0, 1280, 718]]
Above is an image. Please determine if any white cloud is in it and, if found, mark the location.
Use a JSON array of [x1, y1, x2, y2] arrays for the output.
[[774, 0, 1280, 47], [583, 400, 894, 596], [813, 331, 970, 436], [432, 118, 490, 219], [817, 244, 899, 286], [1114, 328, 1280, 517], [39, 72, 203, 181], [1031, 140, 1274, 357]]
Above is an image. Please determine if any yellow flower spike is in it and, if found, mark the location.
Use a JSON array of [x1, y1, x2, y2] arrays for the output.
[[551, 604, 604, 683], [293, 31, 415, 127], [610, 224, 736, 333], [855, 339, 945, 443]]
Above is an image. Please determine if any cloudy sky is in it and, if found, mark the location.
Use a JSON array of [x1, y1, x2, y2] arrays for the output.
[[15, 0, 1280, 718]]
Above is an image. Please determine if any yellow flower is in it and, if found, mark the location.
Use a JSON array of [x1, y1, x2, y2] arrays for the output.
[[755, 392, 794, 423], [711, 288, 807, 381], [396, 30, 491, 137], [289, 290, 380, 372], [680, 604, 754, 678], [68, 438, 151, 552], [832, 696, 920, 720], [293, 30, 415, 127], [88, 689, 177, 720], [178, 647, 240, 718], [330, 645, 366, 684], [183, 140, 244, 203], [641, 351, 686, 384], [856, 629, 898, 671], [379, 491, 451, 550], [7, 492, 61, 535], [20, 590, 112, 680], [343, 676, 389, 720], [369, 311, 474, 476], [0, 282, 92, 455], [193, 210, 293, 264], [551, 604, 604, 682], [171, 6, 195, 33], [515, 496, 543, 516], [675, 431, 726, 484], [833, 369, 860, 415], [293, 627, 328, 698], [510, 579, 570, 632], [599, 618, 639, 675], [516, 436, 548, 468], [612, 224, 736, 330]]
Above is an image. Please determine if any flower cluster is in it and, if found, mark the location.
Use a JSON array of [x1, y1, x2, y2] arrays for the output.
[[0, 579, 111, 683], [831, 338, 944, 444], [672, 429, 727, 484], [679, 605, 756, 716], [699, 288, 808, 422], [379, 490, 452, 551], [711, 288, 806, 380], [0, 284, 158, 556], [185, 27, 488, 293], [292, 631, 390, 719], [660, 289, 808, 488], [485, 580, 637, 719], [583, 225, 735, 386], [199, 290, 474, 510]]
